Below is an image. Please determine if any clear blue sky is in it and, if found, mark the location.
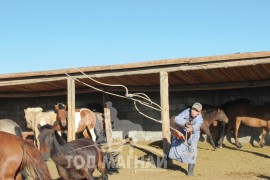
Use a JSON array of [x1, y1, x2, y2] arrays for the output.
[[0, 0, 269, 75]]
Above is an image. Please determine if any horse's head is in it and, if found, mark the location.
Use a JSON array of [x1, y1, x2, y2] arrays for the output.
[[55, 103, 67, 127], [38, 124, 66, 161], [24, 107, 43, 129], [217, 108, 229, 123]]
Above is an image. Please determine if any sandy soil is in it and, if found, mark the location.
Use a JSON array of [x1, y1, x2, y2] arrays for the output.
[[47, 140, 270, 180]]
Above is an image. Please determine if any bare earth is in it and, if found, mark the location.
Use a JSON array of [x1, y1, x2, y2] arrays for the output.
[[47, 141, 270, 180]]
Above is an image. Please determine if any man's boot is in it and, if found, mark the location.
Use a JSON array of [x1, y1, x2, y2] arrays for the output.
[[187, 164, 195, 176]]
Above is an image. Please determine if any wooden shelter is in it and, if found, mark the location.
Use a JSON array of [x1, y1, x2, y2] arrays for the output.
[[1, 51, 270, 154]]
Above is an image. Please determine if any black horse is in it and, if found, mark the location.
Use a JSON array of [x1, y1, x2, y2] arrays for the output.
[[38, 124, 108, 180]]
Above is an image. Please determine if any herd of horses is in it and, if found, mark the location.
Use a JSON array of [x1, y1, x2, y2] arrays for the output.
[[0, 103, 108, 180], [0, 98, 269, 179]]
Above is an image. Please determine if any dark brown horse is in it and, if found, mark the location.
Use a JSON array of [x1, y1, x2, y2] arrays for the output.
[[54, 103, 106, 143], [0, 131, 51, 180], [217, 99, 270, 148], [38, 124, 108, 180], [171, 105, 228, 150]]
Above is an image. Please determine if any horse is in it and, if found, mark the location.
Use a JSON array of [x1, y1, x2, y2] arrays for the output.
[[0, 119, 28, 179], [54, 103, 107, 143], [217, 99, 270, 148], [24, 107, 57, 148], [0, 118, 23, 138], [0, 131, 51, 180], [38, 124, 108, 180], [170, 105, 228, 150]]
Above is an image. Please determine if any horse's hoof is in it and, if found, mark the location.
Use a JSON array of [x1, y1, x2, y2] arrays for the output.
[[260, 144, 265, 148], [236, 145, 243, 149]]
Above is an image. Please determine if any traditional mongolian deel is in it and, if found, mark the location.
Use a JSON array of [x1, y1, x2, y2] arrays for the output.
[[169, 108, 204, 164]]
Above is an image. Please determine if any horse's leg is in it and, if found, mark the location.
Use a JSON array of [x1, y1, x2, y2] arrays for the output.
[[259, 128, 267, 148], [94, 113, 107, 143], [36, 132, 40, 149], [97, 151, 108, 180], [33, 131, 39, 149], [88, 174, 95, 180], [216, 122, 227, 148], [234, 118, 242, 148], [34, 121, 40, 149], [89, 127, 97, 142], [56, 166, 70, 180], [201, 124, 216, 150], [15, 171, 23, 180]]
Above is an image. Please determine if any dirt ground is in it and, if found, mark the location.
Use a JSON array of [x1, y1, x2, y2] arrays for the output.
[[47, 140, 270, 180]]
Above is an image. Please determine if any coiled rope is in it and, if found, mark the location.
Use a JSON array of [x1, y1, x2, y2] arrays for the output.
[[65, 68, 185, 140]]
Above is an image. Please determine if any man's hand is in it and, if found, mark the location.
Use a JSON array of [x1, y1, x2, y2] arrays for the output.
[[186, 124, 194, 133]]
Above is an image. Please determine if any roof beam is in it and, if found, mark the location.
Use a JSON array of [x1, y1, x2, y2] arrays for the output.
[[1, 51, 270, 80], [0, 58, 270, 87], [1, 79, 269, 98]]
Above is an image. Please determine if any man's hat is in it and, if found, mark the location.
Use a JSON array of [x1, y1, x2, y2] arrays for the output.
[[192, 102, 202, 111]]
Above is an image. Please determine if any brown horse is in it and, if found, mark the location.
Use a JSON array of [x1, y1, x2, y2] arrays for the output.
[[217, 99, 270, 148], [0, 131, 51, 180], [54, 103, 106, 143], [171, 105, 228, 150], [38, 124, 108, 180]]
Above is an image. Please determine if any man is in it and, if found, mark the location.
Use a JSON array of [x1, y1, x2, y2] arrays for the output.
[[168, 102, 204, 176]]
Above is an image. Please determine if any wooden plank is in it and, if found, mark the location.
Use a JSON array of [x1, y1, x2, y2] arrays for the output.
[[69, 58, 270, 79], [1, 79, 270, 97], [160, 71, 171, 156], [1, 51, 270, 80], [1, 58, 270, 88], [0, 77, 67, 87], [67, 78, 76, 142], [0, 58, 270, 87]]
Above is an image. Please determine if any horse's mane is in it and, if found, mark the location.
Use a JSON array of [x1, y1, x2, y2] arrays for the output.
[[188, 104, 219, 111], [39, 124, 66, 145], [39, 124, 53, 130], [25, 107, 43, 113], [56, 103, 66, 110], [202, 104, 219, 110], [221, 98, 250, 108]]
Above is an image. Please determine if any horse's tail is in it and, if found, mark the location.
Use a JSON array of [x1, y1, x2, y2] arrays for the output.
[[21, 140, 52, 180], [15, 126, 23, 138]]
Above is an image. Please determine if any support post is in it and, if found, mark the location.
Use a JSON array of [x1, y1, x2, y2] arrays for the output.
[[67, 77, 76, 142], [160, 71, 171, 156], [104, 105, 113, 148], [103, 94, 113, 148]]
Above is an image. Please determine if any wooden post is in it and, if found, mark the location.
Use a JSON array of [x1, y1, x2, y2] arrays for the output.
[[160, 71, 171, 156], [104, 105, 113, 148], [103, 94, 113, 147], [67, 77, 76, 142]]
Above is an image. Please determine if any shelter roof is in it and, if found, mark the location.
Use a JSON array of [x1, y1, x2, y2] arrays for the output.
[[1, 51, 270, 97]]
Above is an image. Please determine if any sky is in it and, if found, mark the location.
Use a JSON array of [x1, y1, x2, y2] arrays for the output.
[[0, 0, 270, 75]]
